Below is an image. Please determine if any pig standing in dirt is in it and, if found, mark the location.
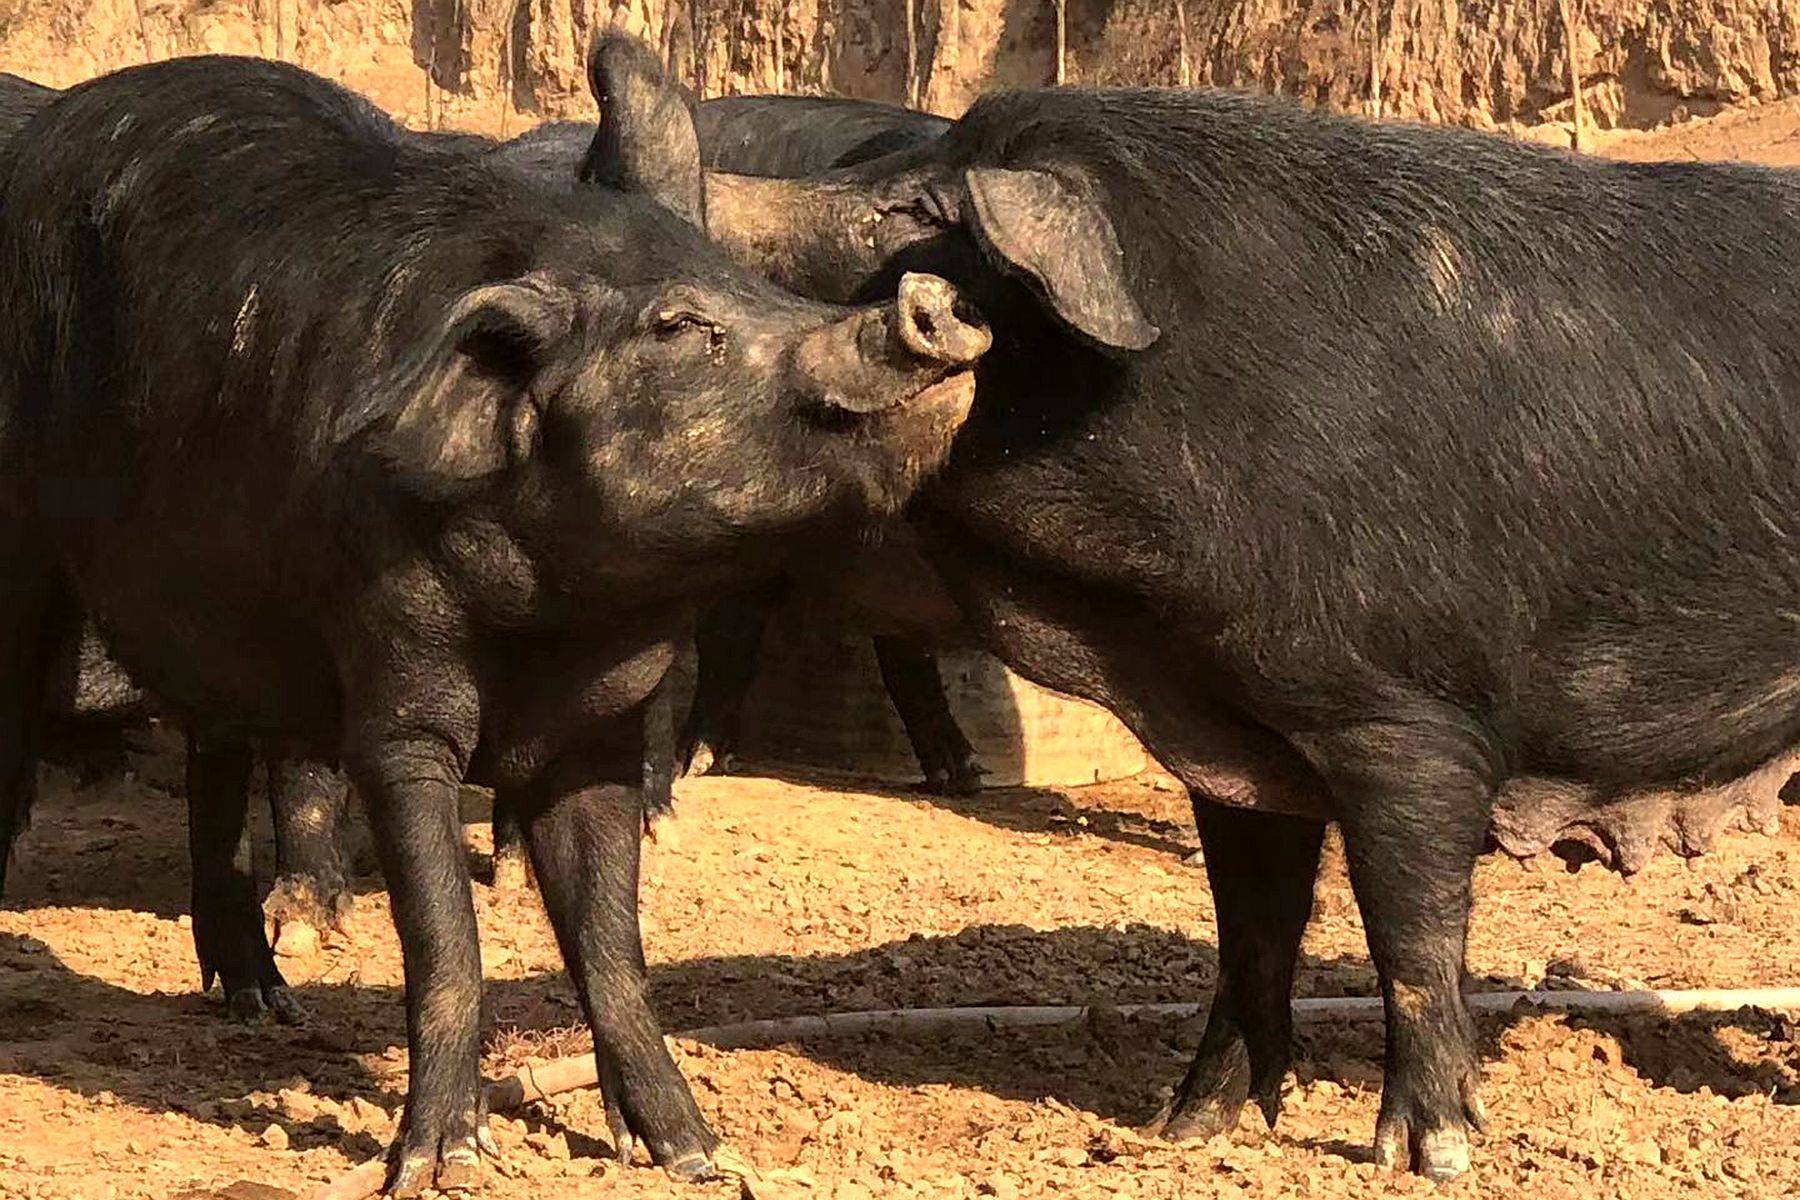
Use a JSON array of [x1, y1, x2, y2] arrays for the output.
[[600, 53, 1800, 1179], [22, 72, 970, 937], [0, 54, 988, 1193]]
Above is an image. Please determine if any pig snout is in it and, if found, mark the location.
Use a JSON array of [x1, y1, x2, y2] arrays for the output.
[[895, 272, 991, 367], [795, 272, 990, 417]]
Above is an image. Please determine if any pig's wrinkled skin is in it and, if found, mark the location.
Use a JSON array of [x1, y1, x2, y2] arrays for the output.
[[0, 53, 985, 1194], [602, 65, 1800, 1179]]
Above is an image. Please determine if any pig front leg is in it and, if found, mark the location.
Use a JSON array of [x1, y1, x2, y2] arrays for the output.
[[514, 778, 717, 1176], [348, 724, 490, 1196], [1305, 717, 1491, 1182], [1153, 801, 1323, 1139]]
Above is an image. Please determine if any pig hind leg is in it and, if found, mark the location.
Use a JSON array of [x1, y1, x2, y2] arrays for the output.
[[264, 757, 355, 945], [678, 585, 779, 777], [496, 679, 683, 896], [489, 793, 531, 890], [1153, 801, 1323, 1140], [874, 636, 985, 794], [187, 731, 303, 1022], [1307, 714, 1491, 1181], [0, 546, 65, 896]]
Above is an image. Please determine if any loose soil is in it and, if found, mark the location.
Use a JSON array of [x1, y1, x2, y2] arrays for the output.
[[6, 756, 1800, 1200]]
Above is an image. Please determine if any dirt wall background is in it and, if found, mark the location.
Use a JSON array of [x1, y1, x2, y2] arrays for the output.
[[0, 0, 1792, 138]]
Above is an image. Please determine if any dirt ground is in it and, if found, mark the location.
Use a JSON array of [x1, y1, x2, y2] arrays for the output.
[[1594, 95, 1800, 167], [12, 98, 1800, 1200], [5, 754, 1800, 1200]]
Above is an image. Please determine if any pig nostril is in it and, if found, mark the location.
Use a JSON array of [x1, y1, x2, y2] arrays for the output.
[[895, 272, 988, 365]]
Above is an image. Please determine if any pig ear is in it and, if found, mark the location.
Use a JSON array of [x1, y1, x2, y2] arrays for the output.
[[961, 166, 1159, 352], [351, 280, 573, 498], [580, 30, 706, 226]]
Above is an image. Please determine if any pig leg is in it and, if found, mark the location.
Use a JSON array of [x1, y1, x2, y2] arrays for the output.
[[0, 551, 63, 896], [265, 757, 355, 945], [353, 734, 489, 1197], [187, 731, 302, 1022], [678, 585, 779, 777], [1155, 801, 1324, 1139], [1311, 722, 1490, 1182], [518, 779, 718, 1176], [872, 636, 984, 794], [641, 675, 676, 830], [489, 792, 530, 890]]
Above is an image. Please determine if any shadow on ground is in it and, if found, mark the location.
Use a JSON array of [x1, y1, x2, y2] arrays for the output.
[[3, 919, 1796, 1165]]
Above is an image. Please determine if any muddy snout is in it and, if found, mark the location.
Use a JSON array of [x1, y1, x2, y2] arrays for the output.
[[895, 271, 991, 366], [795, 272, 990, 416]]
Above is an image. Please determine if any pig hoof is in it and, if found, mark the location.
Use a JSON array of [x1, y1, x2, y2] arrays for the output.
[[916, 767, 985, 797], [387, 1152, 434, 1198], [1419, 1128, 1471, 1181], [1374, 1114, 1471, 1182], [266, 985, 307, 1025], [915, 752, 986, 796], [434, 1141, 484, 1192], [491, 848, 532, 892], [681, 741, 718, 778], [1146, 1045, 1255, 1143], [1146, 1094, 1242, 1142], [388, 1132, 484, 1196], [227, 983, 305, 1025], [946, 762, 987, 796], [226, 988, 268, 1022], [664, 1150, 717, 1182]]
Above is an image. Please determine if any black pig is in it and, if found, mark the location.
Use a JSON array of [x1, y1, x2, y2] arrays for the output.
[[0, 55, 986, 1193], [676, 93, 978, 791], [614, 72, 1800, 1179]]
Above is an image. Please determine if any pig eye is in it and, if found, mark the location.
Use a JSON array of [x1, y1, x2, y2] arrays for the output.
[[882, 190, 951, 228], [651, 309, 728, 359], [653, 310, 720, 342]]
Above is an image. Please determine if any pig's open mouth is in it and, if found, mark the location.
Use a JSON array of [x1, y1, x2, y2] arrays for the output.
[[900, 368, 978, 420], [807, 367, 977, 432], [826, 367, 976, 515]]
